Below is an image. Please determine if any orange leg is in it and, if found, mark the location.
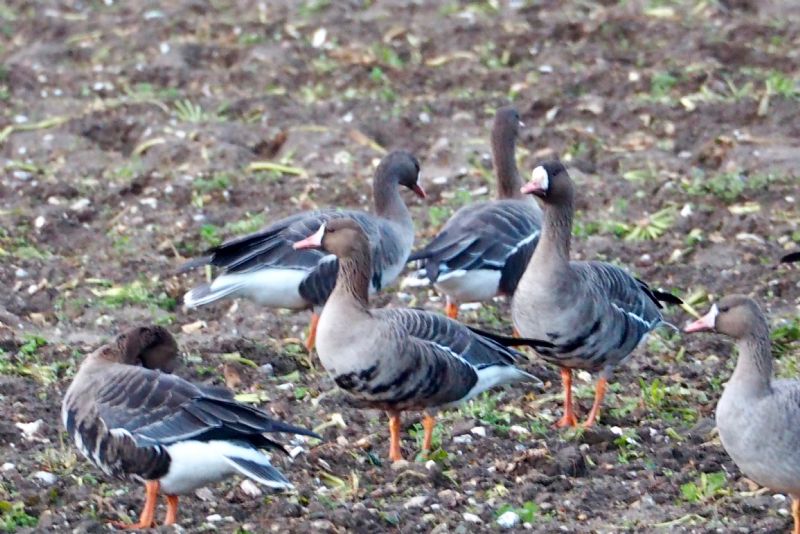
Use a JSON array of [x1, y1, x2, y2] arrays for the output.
[[388, 411, 403, 462], [111, 479, 159, 529], [421, 413, 436, 455], [305, 312, 320, 352], [512, 327, 521, 338], [555, 368, 579, 428], [445, 298, 459, 319], [792, 496, 799, 534], [582, 377, 608, 428], [164, 495, 179, 526]]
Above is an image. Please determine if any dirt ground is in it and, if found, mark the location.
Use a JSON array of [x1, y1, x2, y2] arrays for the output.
[[1, 0, 799, 532]]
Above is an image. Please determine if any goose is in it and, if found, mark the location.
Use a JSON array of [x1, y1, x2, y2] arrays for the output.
[[180, 151, 425, 351], [508, 161, 682, 428], [685, 295, 800, 534], [292, 218, 551, 461], [62, 325, 318, 529], [409, 106, 542, 319]]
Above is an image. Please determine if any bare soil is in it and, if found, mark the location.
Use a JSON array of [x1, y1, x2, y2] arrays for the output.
[[1, 0, 799, 532]]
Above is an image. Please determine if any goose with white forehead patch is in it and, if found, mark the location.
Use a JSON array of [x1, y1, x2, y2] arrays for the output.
[[180, 151, 425, 351], [409, 106, 542, 319], [62, 325, 319, 529], [685, 295, 800, 534], [505, 161, 683, 428], [294, 218, 551, 461]]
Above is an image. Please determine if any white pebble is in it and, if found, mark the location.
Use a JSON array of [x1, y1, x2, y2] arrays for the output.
[[453, 435, 473, 445], [34, 216, 46, 229], [70, 198, 91, 211], [206, 514, 222, 522], [470, 426, 486, 438], [497, 510, 520, 528], [404, 495, 428, 509], [463, 512, 482, 524], [509, 425, 529, 436], [2, 463, 16, 472], [240, 479, 262, 498], [33, 471, 57, 486]]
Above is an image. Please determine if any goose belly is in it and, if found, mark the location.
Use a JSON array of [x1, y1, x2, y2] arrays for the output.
[[211, 269, 309, 309], [158, 440, 248, 495], [434, 269, 502, 303]]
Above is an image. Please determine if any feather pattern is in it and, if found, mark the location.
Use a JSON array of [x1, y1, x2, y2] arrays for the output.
[[181, 151, 421, 309], [62, 326, 318, 493], [410, 200, 542, 298]]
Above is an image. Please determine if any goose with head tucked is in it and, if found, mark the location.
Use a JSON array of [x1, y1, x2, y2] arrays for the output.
[[409, 106, 542, 319], [293, 218, 550, 461], [62, 325, 318, 529], [180, 151, 425, 351], [685, 295, 800, 534], [508, 161, 683, 428]]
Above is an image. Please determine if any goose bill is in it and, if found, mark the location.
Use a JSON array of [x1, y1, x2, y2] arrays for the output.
[[293, 224, 326, 250], [521, 166, 548, 196], [411, 183, 427, 199], [684, 304, 718, 333]]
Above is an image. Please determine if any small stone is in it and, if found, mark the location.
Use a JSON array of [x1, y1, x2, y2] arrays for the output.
[[1, 463, 15, 471], [438, 489, 462, 508], [14, 268, 28, 278], [240, 479, 262, 497], [453, 435, 472, 444], [258, 363, 274, 376], [206, 514, 222, 522], [497, 510, 520, 528], [70, 198, 91, 211], [463, 512, 482, 524], [404, 495, 428, 509], [34, 216, 46, 229], [390, 459, 410, 470], [33, 471, 57, 486], [16, 419, 44, 441], [509, 425, 529, 436], [288, 446, 305, 458], [470, 426, 486, 438], [195, 487, 214, 501], [422, 513, 436, 523], [276, 383, 294, 391]]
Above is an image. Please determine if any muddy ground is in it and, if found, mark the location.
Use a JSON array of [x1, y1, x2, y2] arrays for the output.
[[1, 0, 799, 532]]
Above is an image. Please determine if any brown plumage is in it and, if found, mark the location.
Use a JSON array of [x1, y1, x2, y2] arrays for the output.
[[62, 325, 318, 529]]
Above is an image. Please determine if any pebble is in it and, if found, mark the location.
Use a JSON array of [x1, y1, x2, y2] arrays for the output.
[[509, 425, 529, 436], [70, 198, 91, 211], [390, 459, 410, 470], [240, 479, 262, 498], [258, 363, 274, 376], [206, 514, 223, 522], [404, 495, 428, 509], [462, 512, 482, 524], [453, 435, 472, 445], [195, 487, 214, 501], [33, 471, 57, 486], [14, 268, 28, 278], [1, 463, 15, 471], [497, 510, 521, 528], [470, 426, 486, 438]]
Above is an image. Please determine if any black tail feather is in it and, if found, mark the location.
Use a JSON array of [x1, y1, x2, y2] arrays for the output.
[[650, 289, 684, 306], [467, 325, 555, 350], [176, 255, 212, 274]]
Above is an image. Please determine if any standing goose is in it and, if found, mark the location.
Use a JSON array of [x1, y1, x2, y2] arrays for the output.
[[510, 161, 682, 428], [292, 218, 549, 461], [180, 151, 425, 351], [62, 325, 318, 529], [409, 106, 542, 319], [685, 295, 800, 534]]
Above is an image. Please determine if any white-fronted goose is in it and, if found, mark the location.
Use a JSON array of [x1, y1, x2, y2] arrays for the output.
[[685, 295, 800, 534], [509, 161, 682, 428], [293, 219, 549, 461], [781, 251, 800, 264], [62, 326, 318, 529], [180, 151, 425, 351], [409, 106, 542, 318]]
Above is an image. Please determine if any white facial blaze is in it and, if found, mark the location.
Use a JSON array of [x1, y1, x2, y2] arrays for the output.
[[311, 223, 326, 246], [707, 303, 719, 328], [530, 166, 549, 192]]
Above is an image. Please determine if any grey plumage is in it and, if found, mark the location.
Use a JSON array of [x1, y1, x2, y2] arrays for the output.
[[293, 218, 545, 459], [181, 151, 423, 310], [685, 295, 800, 530], [62, 326, 318, 492], [511, 161, 681, 427], [410, 107, 542, 306]]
